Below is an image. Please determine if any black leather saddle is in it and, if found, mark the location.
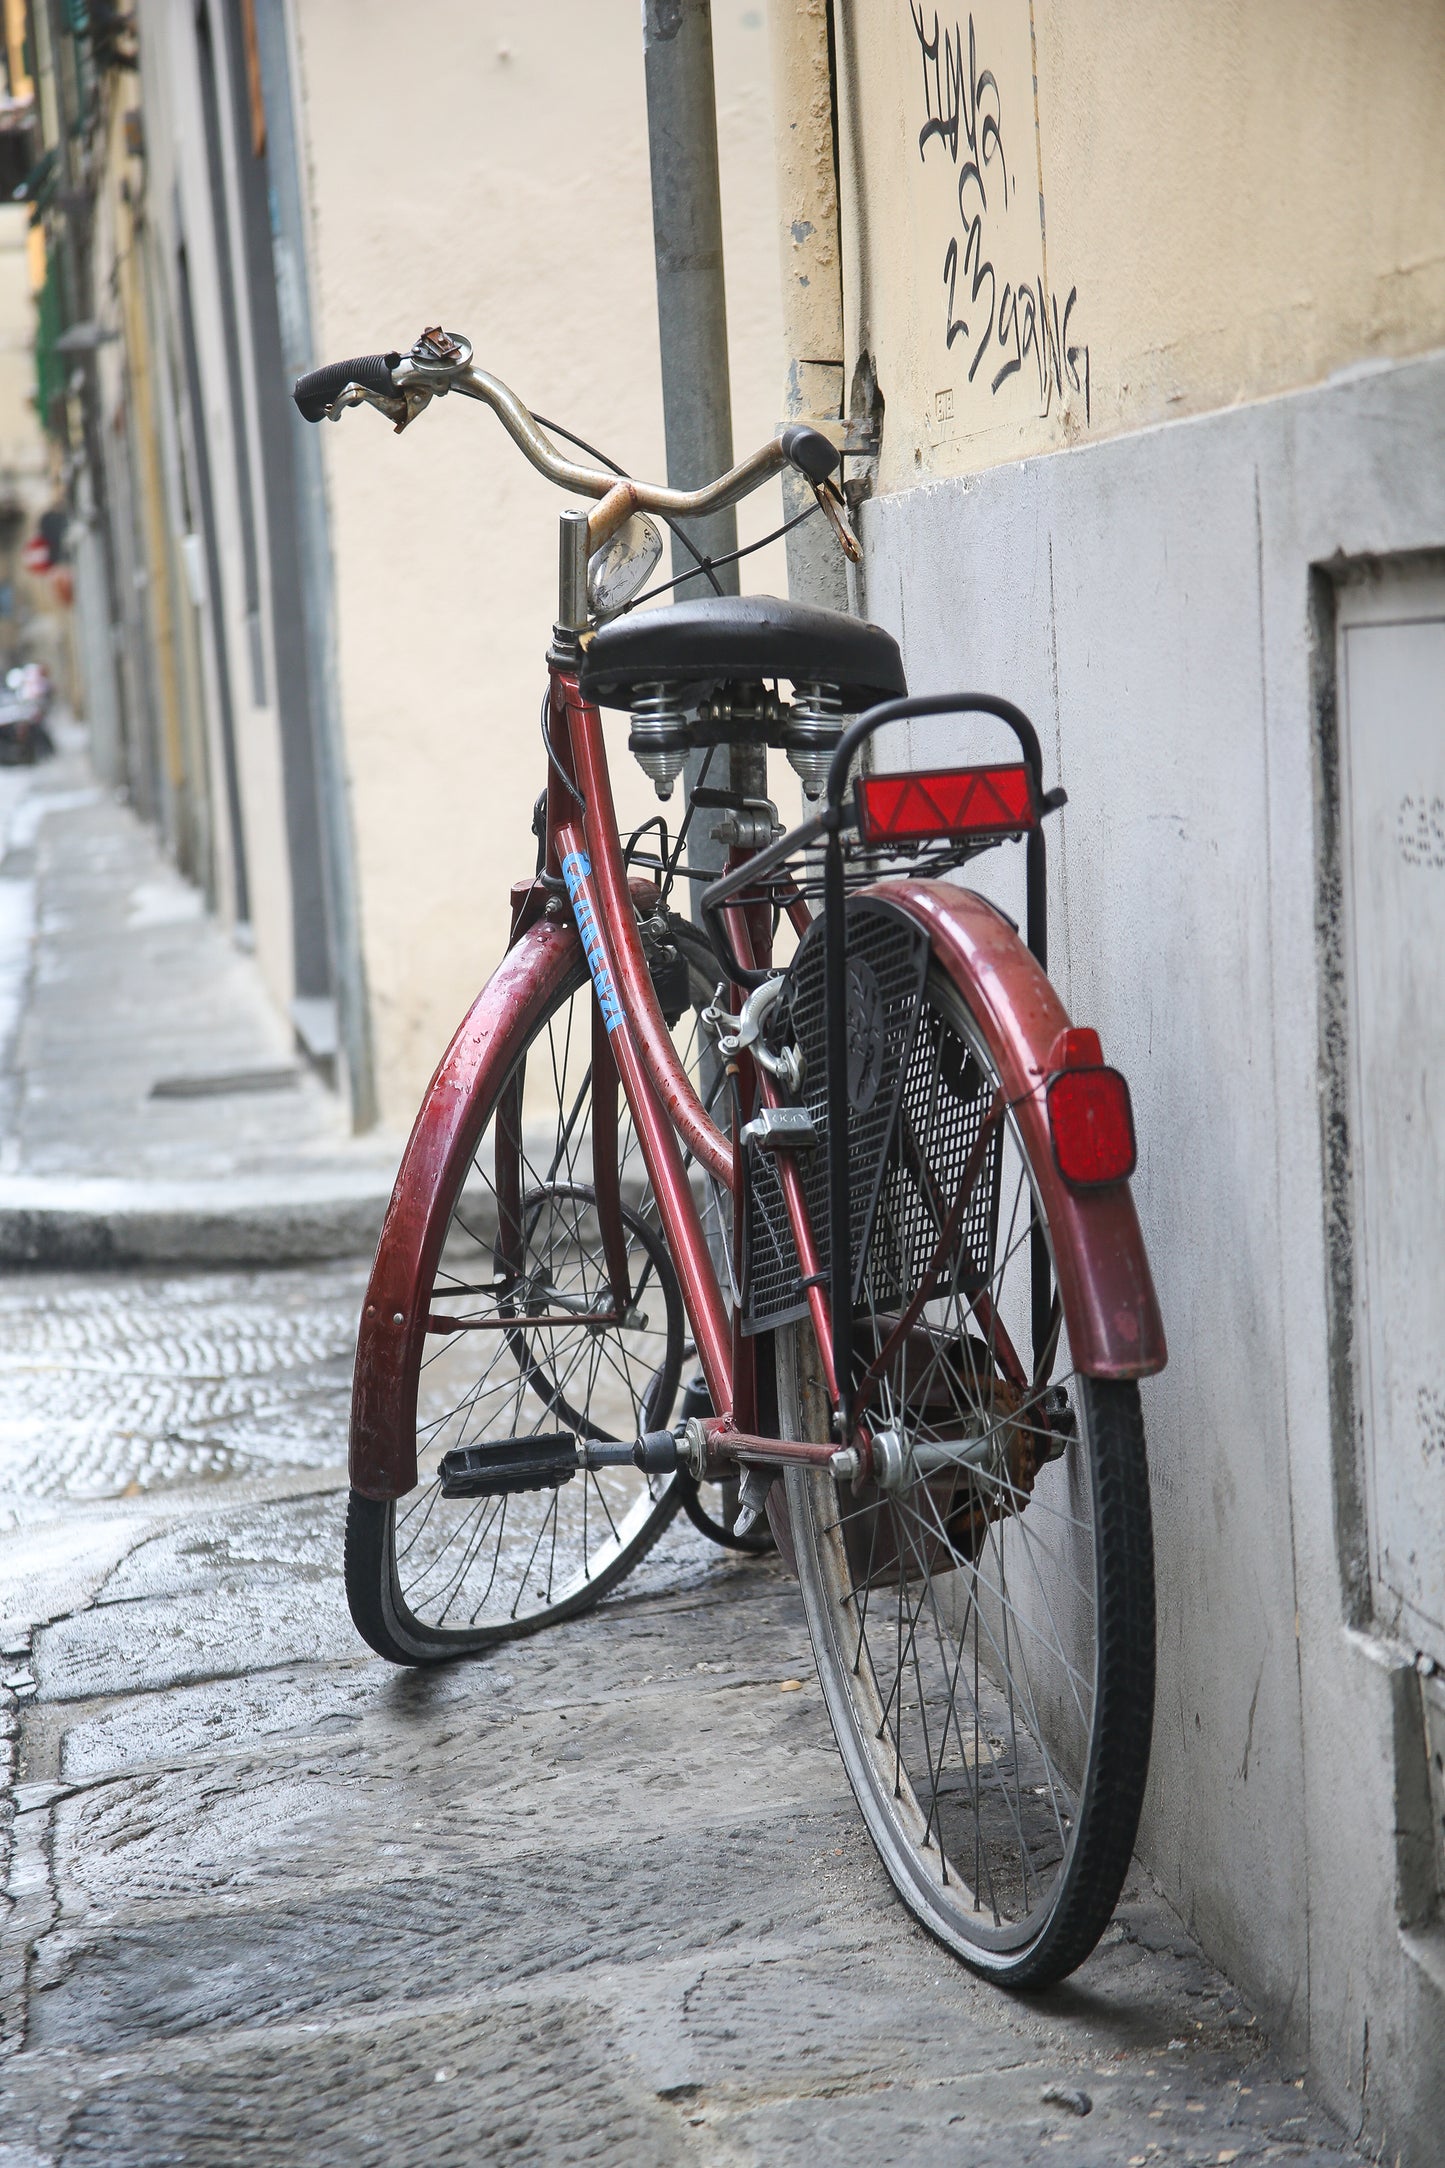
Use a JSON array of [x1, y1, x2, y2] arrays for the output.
[[577, 594, 907, 711]]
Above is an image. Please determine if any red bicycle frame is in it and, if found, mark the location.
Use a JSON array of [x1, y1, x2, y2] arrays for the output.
[[351, 648, 1165, 1502]]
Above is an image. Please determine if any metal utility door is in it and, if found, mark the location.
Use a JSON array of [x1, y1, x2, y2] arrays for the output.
[[1338, 563, 1445, 1661]]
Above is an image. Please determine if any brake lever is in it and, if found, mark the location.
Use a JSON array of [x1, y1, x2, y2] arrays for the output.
[[324, 381, 410, 430]]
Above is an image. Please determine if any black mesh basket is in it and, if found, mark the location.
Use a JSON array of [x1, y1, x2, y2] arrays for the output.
[[743, 896, 930, 1332]]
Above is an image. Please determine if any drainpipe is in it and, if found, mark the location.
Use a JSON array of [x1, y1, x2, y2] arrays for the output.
[[641, 0, 740, 608], [641, 0, 759, 872], [767, 0, 849, 612]]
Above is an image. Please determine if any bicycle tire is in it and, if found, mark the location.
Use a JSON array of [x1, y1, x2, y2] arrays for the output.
[[778, 962, 1155, 1985]]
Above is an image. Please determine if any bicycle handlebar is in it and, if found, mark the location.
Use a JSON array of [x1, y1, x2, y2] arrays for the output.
[[291, 330, 847, 554], [452, 365, 791, 522]]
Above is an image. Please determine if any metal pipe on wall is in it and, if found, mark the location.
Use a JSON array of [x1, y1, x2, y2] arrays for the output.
[[641, 0, 740, 609], [767, 0, 849, 613], [641, 0, 763, 872]]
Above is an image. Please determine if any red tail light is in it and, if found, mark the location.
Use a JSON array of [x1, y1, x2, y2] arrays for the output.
[[855, 764, 1036, 845], [1047, 1068, 1137, 1186]]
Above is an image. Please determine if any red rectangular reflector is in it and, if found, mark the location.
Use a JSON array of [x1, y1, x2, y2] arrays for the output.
[[1047, 1068, 1137, 1186], [855, 764, 1036, 845]]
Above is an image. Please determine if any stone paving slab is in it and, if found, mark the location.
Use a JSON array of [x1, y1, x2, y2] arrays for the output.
[[0, 1265, 1367, 2166]]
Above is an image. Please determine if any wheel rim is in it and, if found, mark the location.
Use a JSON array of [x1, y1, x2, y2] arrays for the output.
[[784, 971, 1104, 1964]]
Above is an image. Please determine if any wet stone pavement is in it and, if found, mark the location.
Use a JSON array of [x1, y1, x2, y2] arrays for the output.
[[0, 1264, 1366, 2167]]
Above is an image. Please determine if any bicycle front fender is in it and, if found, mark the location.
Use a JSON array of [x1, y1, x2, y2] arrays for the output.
[[350, 914, 583, 1500], [879, 880, 1167, 1380]]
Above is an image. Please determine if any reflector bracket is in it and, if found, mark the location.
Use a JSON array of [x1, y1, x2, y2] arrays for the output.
[[1046, 1025, 1103, 1072], [855, 763, 1036, 845]]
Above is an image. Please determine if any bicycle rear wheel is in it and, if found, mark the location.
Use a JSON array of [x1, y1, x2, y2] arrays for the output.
[[779, 964, 1155, 1985]]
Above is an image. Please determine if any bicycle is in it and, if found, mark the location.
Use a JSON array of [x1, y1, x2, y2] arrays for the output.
[[294, 325, 1167, 1987]]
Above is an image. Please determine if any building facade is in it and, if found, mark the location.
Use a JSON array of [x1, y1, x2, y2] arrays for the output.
[[26, 0, 784, 1129], [777, 5, 1444, 2160]]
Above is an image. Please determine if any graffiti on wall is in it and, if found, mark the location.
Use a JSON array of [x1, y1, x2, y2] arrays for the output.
[[909, 5, 1089, 423]]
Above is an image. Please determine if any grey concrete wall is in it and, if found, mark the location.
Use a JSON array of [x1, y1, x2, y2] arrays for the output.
[[859, 350, 1445, 2166]]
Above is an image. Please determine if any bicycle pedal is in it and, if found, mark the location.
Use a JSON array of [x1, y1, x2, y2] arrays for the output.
[[732, 1464, 776, 1538], [438, 1434, 577, 1498], [1037, 1385, 1077, 1462]]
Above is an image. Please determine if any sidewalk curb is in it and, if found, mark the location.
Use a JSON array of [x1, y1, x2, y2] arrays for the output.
[[0, 1172, 392, 1269]]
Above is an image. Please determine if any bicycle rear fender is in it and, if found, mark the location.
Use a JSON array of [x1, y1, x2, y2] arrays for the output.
[[350, 915, 582, 1500], [882, 880, 1167, 1380]]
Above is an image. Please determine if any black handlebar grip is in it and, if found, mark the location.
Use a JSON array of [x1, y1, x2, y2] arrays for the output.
[[780, 423, 841, 484], [292, 351, 401, 423]]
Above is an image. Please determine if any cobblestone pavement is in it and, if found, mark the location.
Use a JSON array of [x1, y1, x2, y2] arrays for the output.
[[0, 1266, 1367, 2168]]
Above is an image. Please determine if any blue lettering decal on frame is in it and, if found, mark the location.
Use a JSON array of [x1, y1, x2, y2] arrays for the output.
[[560, 851, 625, 1033]]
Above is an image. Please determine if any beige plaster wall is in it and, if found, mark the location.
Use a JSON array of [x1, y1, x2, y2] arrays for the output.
[[295, 0, 788, 1126], [834, 0, 1445, 490]]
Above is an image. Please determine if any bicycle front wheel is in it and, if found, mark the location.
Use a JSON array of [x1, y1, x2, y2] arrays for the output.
[[779, 964, 1155, 1986], [347, 928, 703, 1663]]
